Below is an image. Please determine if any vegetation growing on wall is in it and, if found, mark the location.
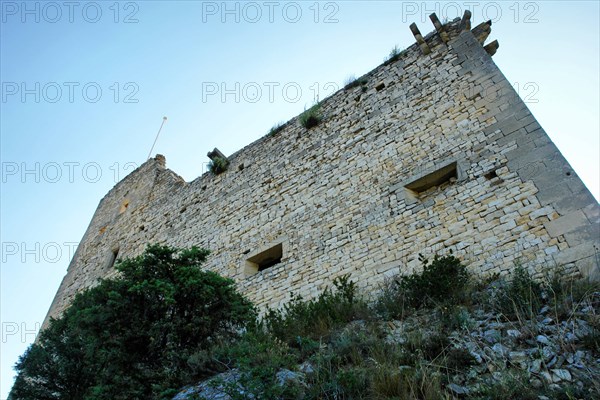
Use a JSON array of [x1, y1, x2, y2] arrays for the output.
[[299, 103, 323, 129], [208, 156, 230, 175], [268, 122, 285, 137], [384, 44, 403, 65], [343, 75, 369, 91]]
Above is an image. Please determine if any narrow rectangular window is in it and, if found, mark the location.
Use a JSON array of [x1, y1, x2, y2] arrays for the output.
[[405, 161, 457, 194], [244, 243, 283, 276], [399, 161, 459, 205], [106, 247, 119, 269]]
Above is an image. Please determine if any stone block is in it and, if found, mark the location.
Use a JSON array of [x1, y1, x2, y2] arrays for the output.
[[544, 211, 588, 238]]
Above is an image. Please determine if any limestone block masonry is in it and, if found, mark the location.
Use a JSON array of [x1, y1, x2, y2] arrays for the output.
[[43, 14, 599, 327]]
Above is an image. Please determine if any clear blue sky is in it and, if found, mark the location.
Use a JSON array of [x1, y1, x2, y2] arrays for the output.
[[1, 1, 598, 396]]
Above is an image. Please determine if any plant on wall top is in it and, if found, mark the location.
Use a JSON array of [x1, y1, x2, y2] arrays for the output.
[[299, 103, 322, 129], [268, 122, 285, 137], [344, 75, 369, 91], [208, 156, 229, 175], [384, 45, 404, 65]]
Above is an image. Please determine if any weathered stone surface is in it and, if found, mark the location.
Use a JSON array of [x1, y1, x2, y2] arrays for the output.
[[551, 369, 572, 382], [447, 383, 470, 395], [544, 211, 589, 238], [536, 335, 551, 346], [173, 369, 243, 400]]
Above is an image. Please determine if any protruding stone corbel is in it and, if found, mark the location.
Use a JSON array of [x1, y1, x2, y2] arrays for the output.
[[207, 148, 229, 174], [471, 20, 492, 44], [484, 40, 499, 56], [409, 23, 431, 55], [460, 10, 472, 31], [207, 148, 227, 161], [429, 13, 449, 43]]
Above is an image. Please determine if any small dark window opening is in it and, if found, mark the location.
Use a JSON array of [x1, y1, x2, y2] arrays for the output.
[[375, 82, 385, 91], [484, 170, 498, 180], [245, 243, 283, 276], [405, 162, 457, 194], [107, 248, 119, 269]]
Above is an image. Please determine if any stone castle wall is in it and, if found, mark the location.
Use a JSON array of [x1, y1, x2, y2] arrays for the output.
[[43, 15, 600, 326]]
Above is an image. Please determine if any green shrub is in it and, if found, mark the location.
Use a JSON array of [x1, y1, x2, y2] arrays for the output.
[[375, 253, 470, 320], [444, 347, 476, 371], [263, 275, 368, 347], [305, 322, 415, 399], [208, 156, 229, 174], [334, 367, 370, 398], [299, 103, 322, 129], [329, 326, 378, 366], [403, 331, 456, 363], [10, 245, 255, 400], [398, 253, 470, 310]]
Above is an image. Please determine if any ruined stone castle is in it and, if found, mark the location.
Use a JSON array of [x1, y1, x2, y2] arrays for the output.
[[43, 12, 600, 326]]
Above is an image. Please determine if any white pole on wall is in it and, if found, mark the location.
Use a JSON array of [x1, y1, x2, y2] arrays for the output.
[[147, 116, 168, 160]]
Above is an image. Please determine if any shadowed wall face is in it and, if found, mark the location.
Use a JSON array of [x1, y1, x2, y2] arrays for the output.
[[43, 16, 600, 327]]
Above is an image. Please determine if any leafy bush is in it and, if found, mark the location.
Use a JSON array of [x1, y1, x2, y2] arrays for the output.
[[208, 156, 229, 174], [399, 253, 470, 310], [263, 275, 368, 347], [375, 253, 470, 319], [205, 276, 371, 399], [298, 103, 322, 129], [10, 245, 255, 400]]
